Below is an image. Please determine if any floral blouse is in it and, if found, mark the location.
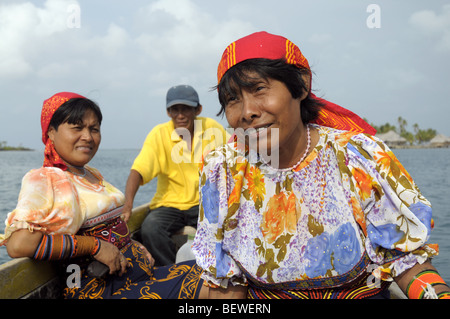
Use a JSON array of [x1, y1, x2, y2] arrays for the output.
[[192, 125, 438, 290], [0, 166, 124, 243]]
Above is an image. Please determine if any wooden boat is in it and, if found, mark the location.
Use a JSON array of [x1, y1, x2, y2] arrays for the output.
[[0, 203, 406, 299]]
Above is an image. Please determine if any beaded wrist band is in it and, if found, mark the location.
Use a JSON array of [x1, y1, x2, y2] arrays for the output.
[[437, 291, 450, 299], [406, 270, 448, 299], [33, 234, 101, 260]]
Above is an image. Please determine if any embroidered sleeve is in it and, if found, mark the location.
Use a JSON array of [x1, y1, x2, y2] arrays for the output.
[[345, 134, 438, 279]]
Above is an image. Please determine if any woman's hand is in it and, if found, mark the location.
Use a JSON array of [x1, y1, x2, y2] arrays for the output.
[[132, 240, 155, 268], [93, 240, 129, 276]]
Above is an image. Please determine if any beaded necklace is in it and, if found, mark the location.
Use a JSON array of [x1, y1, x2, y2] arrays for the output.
[[279, 124, 311, 171], [66, 163, 87, 177]]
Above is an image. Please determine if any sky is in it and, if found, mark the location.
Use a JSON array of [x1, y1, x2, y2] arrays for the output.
[[1, 0, 449, 150]]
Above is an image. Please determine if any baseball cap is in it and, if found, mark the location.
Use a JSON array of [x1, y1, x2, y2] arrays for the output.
[[166, 85, 199, 109]]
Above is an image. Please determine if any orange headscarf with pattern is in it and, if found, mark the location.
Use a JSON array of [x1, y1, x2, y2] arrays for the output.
[[217, 31, 376, 135], [41, 92, 86, 170]]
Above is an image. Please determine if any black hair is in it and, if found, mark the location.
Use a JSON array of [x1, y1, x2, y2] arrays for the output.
[[49, 98, 102, 130], [215, 58, 323, 124]]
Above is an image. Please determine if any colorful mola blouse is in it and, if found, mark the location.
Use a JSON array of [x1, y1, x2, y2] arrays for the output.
[[192, 125, 438, 292], [0, 166, 124, 242]]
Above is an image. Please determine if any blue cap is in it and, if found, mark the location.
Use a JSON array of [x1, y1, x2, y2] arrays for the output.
[[166, 85, 199, 108]]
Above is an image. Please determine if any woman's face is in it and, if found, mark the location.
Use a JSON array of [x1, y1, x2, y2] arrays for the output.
[[224, 73, 306, 157], [47, 109, 101, 167]]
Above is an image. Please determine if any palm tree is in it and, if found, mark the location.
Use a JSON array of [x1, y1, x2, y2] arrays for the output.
[[397, 116, 407, 135]]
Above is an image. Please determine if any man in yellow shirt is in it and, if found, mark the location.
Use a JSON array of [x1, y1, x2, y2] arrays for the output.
[[123, 85, 227, 266]]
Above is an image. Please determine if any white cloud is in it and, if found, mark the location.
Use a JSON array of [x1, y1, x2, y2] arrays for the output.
[[0, 0, 254, 84], [150, 0, 198, 23], [134, 0, 254, 73], [409, 4, 450, 52], [95, 23, 130, 56], [0, 0, 77, 77]]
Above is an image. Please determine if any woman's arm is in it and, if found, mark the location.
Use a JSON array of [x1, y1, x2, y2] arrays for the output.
[[6, 228, 43, 258], [6, 229, 129, 276], [395, 260, 450, 299]]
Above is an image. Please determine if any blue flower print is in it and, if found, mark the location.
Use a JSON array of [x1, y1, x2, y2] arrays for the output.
[[367, 222, 404, 249], [331, 223, 361, 274], [215, 242, 231, 278], [201, 179, 220, 224], [409, 202, 433, 235], [305, 232, 332, 278]]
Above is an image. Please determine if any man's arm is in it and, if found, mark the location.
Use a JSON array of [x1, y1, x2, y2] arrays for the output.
[[122, 169, 143, 222]]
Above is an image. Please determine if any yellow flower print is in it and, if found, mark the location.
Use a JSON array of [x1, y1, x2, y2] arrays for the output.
[[335, 131, 358, 147], [350, 196, 367, 236], [388, 151, 414, 183], [261, 192, 300, 244], [294, 148, 318, 172], [246, 166, 266, 203], [374, 150, 392, 171], [352, 167, 375, 201], [228, 176, 243, 206], [374, 150, 414, 184], [228, 162, 247, 206]]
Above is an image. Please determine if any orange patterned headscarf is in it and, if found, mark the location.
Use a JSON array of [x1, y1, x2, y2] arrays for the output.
[[41, 92, 86, 170], [217, 31, 376, 135]]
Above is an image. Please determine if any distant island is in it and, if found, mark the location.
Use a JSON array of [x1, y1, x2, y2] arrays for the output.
[[367, 116, 450, 149], [0, 141, 32, 151]]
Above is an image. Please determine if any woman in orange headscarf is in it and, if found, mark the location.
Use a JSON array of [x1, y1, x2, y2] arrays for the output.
[[193, 31, 449, 299], [0, 92, 203, 299]]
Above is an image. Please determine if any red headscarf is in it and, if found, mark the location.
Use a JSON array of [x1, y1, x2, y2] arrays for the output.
[[41, 92, 86, 170], [217, 31, 376, 135]]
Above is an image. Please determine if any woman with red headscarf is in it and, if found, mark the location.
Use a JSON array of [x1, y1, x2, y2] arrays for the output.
[[0, 92, 203, 299], [192, 32, 449, 299]]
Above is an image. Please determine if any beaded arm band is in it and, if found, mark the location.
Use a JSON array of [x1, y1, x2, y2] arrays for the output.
[[406, 269, 450, 299], [33, 234, 101, 260]]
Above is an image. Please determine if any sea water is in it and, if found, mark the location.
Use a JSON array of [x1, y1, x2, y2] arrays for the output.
[[0, 148, 449, 283]]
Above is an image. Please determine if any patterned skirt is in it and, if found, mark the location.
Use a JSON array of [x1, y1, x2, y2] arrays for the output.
[[247, 272, 391, 299], [63, 214, 203, 299]]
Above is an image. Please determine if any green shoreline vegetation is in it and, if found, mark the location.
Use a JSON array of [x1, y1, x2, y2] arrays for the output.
[[367, 116, 438, 145], [0, 141, 32, 151]]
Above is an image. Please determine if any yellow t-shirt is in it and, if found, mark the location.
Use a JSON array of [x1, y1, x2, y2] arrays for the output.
[[131, 117, 228, 210]]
